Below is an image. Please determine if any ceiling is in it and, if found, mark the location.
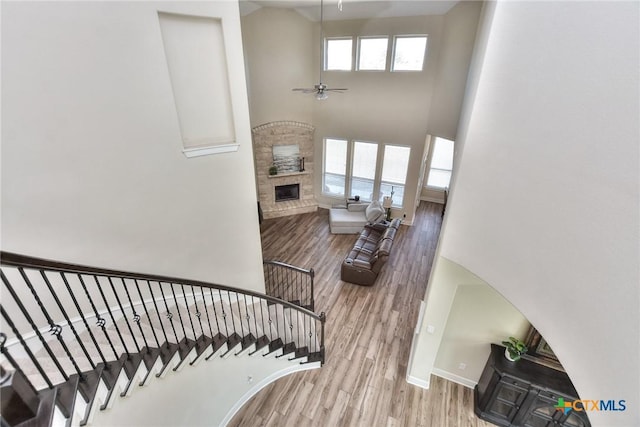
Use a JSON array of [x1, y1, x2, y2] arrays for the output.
[[239, 0, 459, 21]]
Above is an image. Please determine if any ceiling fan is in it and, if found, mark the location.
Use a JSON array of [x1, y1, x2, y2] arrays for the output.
[[292, 0, 348, 100]]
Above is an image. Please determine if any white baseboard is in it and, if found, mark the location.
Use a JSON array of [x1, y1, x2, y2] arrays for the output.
[[432, 368, 477, 389], [406, 374, 430, 390], [420, 196, 444, 204]]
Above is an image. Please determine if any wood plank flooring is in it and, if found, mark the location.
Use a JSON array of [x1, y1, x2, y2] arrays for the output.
[[229, 202, 492, 427]]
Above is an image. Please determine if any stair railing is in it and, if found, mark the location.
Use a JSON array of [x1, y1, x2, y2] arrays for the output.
[[0, 252, 325, 426], [263, 260, 315, 311]]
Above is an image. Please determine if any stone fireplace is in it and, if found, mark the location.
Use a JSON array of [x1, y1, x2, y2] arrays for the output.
[[252, 121, 317, 219]]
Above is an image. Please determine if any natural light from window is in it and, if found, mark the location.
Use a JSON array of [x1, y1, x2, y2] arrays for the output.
[[426, 137, 454, 188], [358, 37, 388, 71], [350, 141, 378, 201], [392, 36, 427, 71], [381, 145, 411, 207], [323, 138, 348, 196], [326, 38, 353, 71]]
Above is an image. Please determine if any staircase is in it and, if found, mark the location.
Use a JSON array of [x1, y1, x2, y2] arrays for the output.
[[0, 252, 325, 426]]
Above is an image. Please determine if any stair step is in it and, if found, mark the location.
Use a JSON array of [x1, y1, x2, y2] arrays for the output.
[[54, 374, 79, 420], [0, 369, 40, 425], [119, 353, 144, 397], [99, 357, 126, 410], [276, 342, 297, 358], [77, 367, 105, 427], [15, 388, 57, 427], [218, 333, 242, 359], [288, 346, 309, 361], [304, 351, 324, 365], [173, 338, 197, 371], [249, 335, 271, 356], [156, 342, 180, 378], [263, 338, 284, 357]]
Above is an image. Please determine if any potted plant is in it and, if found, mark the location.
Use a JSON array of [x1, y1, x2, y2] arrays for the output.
[[268, 165, 278, 176], [502, 336, 528, 362]]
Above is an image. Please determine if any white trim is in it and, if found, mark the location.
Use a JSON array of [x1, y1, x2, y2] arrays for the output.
[[432, 368, 477, 389], [406, 374, 430, 389], [182, 143, 239, 158], [420, 196, 444, 204], [220, 361, 321, 426]]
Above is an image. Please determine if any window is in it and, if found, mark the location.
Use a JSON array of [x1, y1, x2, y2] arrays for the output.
[[426, 137, 454, 188], [325, 38, 353, 71], [380, 145, 411, 207], [323, 138, 348, 196], [392, 35, 427, 71], [357, 37, 388, 71], [350, 141, 378, 201]]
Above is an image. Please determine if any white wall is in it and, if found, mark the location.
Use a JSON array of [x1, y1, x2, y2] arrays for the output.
[[1, 1, 265, 291], [413, 1, 639, 425]]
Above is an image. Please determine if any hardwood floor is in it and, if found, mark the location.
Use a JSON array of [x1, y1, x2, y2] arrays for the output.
[[229, 202, 491, 427]]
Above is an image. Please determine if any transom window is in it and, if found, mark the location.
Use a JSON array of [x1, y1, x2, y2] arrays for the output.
[[392, 35, 427, 71], [426, 136, 454, 188], [357, 37, 388, 71], [325, 37, 353, 71]]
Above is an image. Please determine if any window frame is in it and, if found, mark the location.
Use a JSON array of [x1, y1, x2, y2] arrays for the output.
[[380, 144, 411, 208], [322, 137, 349, 197], [356, 36, 389, 71], [325, 37, 354, 71], [391, 34, 428, 72], [425, 136, 454, 190], [349, 140, 379, 202]]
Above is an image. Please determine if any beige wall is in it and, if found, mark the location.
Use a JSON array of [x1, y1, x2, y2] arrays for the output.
[[434, 282, 529, 386], [241, 5, 481, 224], [1, 1, 265, 291], [241, 7, 315, 127]]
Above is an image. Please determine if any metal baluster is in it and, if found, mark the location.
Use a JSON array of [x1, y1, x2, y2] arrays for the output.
[[39, 270, 95, 371], [234, 293, 245, 338], [17, 268, 84, 377], [169, 283, 188, 341], [135, 279, 160, 348], [209, 288, 224, 337], [199, 287, 214, 338], [120, 278, 148, 350], [251, 296, 259, 339], [309, 268, 315, 311], [77, 274, 119, 359], [60, 273, 107, 365], [158, 282, 179, 343], [146, 280, 169, 344], [243, 295, 252, 336], [0, 313, 53, 390], [258, 297, 268, 342], [106, 277, 140, 353], [179, 284, 196, 341], [226, 291, 239, 337], [216, 289, 230, 338], [94, 275, 131, 355], [190, 285, 205, 338]]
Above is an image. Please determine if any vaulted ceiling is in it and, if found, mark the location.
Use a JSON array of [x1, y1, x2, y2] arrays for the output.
[[240, 0, 459, 21]]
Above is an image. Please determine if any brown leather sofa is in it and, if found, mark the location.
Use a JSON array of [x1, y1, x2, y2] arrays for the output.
[[340, 218, 401, 286]]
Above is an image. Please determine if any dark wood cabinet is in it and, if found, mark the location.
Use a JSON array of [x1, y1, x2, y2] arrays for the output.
[[475, 344, 590, 427]]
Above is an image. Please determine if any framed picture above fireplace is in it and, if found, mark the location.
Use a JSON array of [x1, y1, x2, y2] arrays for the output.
[[273, 144, 301, 173]]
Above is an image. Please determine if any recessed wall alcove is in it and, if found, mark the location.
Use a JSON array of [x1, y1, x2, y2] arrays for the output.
[[252, 121, 317, 219]]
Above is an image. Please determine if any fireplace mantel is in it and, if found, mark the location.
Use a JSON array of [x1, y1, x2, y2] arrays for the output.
[[252, 121, 318, 219]]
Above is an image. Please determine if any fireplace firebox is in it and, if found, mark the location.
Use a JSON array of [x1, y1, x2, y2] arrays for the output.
[[275, 184, 300, 202]]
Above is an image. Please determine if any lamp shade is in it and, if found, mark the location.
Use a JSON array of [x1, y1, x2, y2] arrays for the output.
[[382, 196, 393, 209]]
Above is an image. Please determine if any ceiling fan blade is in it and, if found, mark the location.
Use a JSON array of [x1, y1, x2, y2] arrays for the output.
[[292, 88, 318, 93], [326, 88, 348, 92]]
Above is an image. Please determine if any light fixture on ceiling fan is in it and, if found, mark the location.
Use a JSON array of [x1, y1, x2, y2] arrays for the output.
[[292, 0, 348, 100]]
